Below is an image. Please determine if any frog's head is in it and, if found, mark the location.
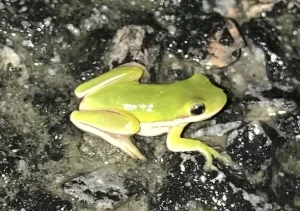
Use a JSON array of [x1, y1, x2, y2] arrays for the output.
[[175, 73, 227, 124]]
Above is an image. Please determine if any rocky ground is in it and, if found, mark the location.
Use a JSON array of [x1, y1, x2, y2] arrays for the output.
[[0, 0, 300, 211]]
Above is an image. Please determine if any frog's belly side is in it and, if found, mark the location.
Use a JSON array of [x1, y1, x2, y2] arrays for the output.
[[138, 121, 188, 137], [138, 123, 169, 136]]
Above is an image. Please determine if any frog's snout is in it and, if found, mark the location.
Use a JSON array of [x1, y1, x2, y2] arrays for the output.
[[218, 90, 227, 102]]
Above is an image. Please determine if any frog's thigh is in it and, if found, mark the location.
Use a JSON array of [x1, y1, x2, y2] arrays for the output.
[[166, 125, 233, 171], [75, 64, 145, 98], [70, 110, 146, 160]]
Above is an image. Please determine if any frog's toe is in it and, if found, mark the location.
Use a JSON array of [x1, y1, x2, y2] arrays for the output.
[[208, 148, 238, 169], [203, 160, 214, 172], [116, 136, 146, 160], [197, 143, 236, 171], [123, 145, 146, 160]]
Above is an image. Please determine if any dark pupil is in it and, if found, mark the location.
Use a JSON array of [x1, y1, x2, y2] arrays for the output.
[[191, 104, 205, 115]]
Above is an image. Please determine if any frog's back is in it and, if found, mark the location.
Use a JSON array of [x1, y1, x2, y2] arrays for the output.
[[80, 82, 190, 122]]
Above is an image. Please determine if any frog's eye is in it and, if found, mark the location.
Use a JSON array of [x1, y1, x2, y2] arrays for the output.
[[190, 103, 205, 115]]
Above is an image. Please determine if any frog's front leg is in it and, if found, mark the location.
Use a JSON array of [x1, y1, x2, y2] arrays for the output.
[[70, 109, 146, 160], [166, 124, 234, 171]]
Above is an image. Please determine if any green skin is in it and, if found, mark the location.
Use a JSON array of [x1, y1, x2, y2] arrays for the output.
[[70, 63, 234, 171]]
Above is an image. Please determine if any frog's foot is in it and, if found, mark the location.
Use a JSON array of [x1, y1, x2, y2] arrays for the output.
[[199, 144, 236, 171], [167, 125, 235, 171]]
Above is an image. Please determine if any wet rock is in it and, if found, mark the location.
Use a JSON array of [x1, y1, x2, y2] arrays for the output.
[[106, 24, 163, 84], [81, 5, 110, 31], [276, 138, 300, 177], [202, 0, 239, 18], [246, 97, 298, 121], [31, 88, 72, 118], [214, 96, 255, 124], [44, 122, 68, 161], [153, 52, 192, 84], [270, 166, 300, 209], [242, 18, 300, 91], [214, 93, 297, 125], [0, 118, 70, 211], [155, 0, 245, 68], [275, 113, 300, 139], [1, 1, 299, 211], [150, 153, 285, 211], [242, 0, 284, 18], [115, 195, 148, 211], [261, 88, 300, 108], [0, 150, 21, 187], [191, 121, 243, 138], [107, 25, 152, 68], [69, 27, 114, 81], [30, 87, 73, 161], [227, 121, 283, 176], [105, 1, 245, 79], [275, 115, 300, 180], [63, 168, 146, 210], [4, 190, 72, 211], [163, 14, 244, 68], [79, 133, 128, 164], [0, 46, 29, 86]]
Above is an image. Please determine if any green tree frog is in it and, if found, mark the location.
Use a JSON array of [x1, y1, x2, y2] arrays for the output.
[[70, 63, 234, 170]]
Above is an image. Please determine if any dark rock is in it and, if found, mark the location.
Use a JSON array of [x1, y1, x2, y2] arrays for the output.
[[4, 190, 72, 211], [44, 139, 64, 161], [44, 122, 68, 161], [214, 92, 297, 124], [242, 18, 300, 91], [68, 28, 114, 81], [150, 153, 284, 211], [118, 9, 163, 31], [214, 96, 251, 124], [275, 114, 300, 138], [265, 1, 298, 17], [270, 165, 300, 208], [0, 118, 68, 211], [164, 15, 244, 68], [261, 88, 300, 101], [104, 1, 244, 76], [227, 121, 282, 175], [276, 137, 300, 177], [155, 0, 244, 68], [0, 150, 21, 181], [31, 87, 72, 118], [30, 85, 74, 162], [0, 118, 41, 164]]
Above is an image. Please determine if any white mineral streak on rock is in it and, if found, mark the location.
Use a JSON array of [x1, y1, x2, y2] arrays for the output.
[[191, 121, 243, 138], [0, 46, 29, 85]]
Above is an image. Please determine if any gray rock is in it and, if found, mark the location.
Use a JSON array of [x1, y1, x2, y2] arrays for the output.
[[63, 168, 145, 210], [107, 25, 152, 70], [227, 121, 279, 183]]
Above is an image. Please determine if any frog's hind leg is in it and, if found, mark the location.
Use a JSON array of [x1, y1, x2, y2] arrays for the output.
[[166, 124, 235, 171], [74, 64, 145, 98], [70, 110, 146, 160]]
